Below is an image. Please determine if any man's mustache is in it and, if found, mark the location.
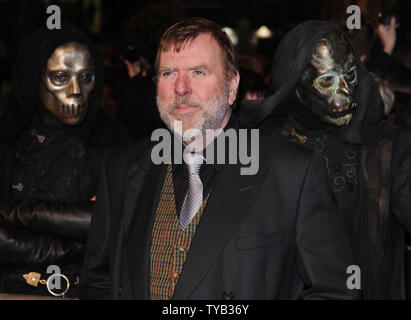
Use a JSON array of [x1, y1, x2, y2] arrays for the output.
[[170, 97, 202, 109]]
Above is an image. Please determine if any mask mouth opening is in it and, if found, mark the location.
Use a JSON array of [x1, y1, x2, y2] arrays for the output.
[[325, 112, 353, 125], [61, 103, 87, 116], [328, 101, 357, 118]]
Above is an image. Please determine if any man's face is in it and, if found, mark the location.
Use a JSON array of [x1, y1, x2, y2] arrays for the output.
[[40, 42, 95, 126], [296, 33, 358, 126], [156, 33, 239, 139]]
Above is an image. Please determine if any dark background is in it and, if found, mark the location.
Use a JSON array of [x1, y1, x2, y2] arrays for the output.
[[1, 0, 411, 41], [1, 0, 410, 64], [0, 0, 410, 117]]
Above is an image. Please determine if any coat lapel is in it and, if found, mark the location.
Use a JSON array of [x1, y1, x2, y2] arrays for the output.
[[122, 148, 167, 299], [172, 161, 267, 299]]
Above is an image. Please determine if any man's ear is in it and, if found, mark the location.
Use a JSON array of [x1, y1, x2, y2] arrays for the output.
[[228, 72, 240, 106]]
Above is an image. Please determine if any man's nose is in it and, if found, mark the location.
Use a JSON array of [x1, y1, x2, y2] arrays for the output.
[[67, 77, 82, 97], [337, 77, 351, 96], [174, 73, 191, 96]]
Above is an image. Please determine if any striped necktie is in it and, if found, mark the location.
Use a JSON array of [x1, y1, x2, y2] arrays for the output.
[[179, 152, 204, 231]]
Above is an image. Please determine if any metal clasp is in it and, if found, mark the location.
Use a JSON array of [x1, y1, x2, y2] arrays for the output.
[[23, 272, 46, 287], [23, 271, 70, 298]]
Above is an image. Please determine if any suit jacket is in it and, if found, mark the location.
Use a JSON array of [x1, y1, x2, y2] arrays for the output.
[[79, 130, 358, 300]]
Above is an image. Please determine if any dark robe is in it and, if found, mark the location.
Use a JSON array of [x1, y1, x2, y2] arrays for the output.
[[239, 20, 411, 299], [0, 24, 131, 297]]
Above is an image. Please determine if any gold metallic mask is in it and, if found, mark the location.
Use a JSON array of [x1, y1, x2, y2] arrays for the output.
[[40, 42, 95, 126], [296, 33, 358, 127]]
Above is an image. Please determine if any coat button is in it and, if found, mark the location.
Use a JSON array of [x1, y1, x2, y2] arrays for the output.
[[223, 291, 233, 300], [118, 287, 123, 293]]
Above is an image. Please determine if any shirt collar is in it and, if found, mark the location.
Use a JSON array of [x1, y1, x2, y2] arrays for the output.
[[171, 114, 240, 173]]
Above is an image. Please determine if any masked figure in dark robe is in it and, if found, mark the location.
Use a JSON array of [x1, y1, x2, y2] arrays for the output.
[[0, 24, 131, 297], [238, 21, 411, 300]]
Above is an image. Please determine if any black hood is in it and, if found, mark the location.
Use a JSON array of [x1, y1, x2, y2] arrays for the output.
[[239, 20, 384, 144], [0, 23, 104, 142]]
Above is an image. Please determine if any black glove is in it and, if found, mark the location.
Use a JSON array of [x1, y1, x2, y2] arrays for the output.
[[0, 200, 93, 242], [0, 224, 84, 267]]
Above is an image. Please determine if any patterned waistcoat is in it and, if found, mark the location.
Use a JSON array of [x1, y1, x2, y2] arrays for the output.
[[150, 165, 210, 300]]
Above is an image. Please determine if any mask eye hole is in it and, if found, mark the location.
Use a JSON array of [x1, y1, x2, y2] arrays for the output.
[[345, 69, 357, 83], [50, 71, 69, 85], [79, 71, 95, 84], [317, 75, 336, 88]]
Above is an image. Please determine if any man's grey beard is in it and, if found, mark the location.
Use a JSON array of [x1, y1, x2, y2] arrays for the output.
[[156, 84, 231, 140]]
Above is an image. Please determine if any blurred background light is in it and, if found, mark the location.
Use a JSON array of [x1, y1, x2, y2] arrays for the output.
[[222, 26, 239, 46], [255, 25, 273, 39]]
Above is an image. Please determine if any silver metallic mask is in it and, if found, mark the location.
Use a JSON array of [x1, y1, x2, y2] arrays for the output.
[[40, 42, 95, 126]]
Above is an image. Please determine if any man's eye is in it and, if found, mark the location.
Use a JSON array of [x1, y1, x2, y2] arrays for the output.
[[193, 70, 205, 76], [162, 71, 172, 77]]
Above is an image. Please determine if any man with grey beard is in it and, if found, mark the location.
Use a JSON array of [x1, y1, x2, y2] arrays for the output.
[[79, 17, 358, 300]]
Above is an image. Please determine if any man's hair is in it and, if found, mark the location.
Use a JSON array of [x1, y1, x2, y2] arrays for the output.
[[154, 17, 239, 81]]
